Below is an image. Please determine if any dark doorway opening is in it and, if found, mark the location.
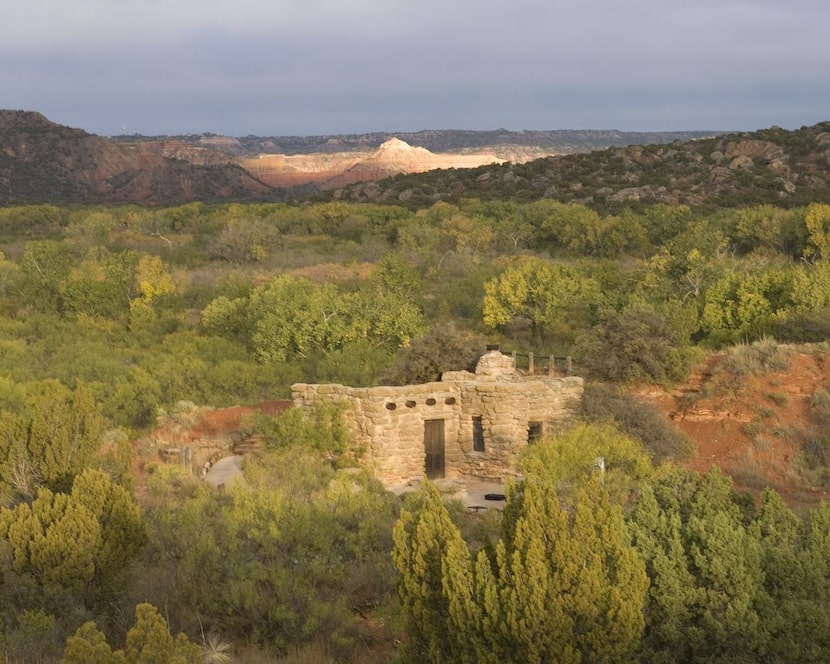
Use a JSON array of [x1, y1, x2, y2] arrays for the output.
[[424, 419, 446, 479]]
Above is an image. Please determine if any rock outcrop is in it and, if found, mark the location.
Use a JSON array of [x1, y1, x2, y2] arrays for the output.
[[240, 138, 507, 189]]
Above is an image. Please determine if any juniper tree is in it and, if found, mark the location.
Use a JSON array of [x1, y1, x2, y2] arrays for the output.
[[393, 477, 648, 664], [629, 467, 768, 662]]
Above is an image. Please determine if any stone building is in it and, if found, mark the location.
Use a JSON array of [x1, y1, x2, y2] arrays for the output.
[[291, 348, 583, 485]]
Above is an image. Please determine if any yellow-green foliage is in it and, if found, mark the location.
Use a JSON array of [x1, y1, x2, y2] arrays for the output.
[[804, 203, 830, 261], [64, 622, 126, 664], [64, 604, 201, 664], [140, 448, 398, 656], [393, 478, 648, 663], [255, 400, 351, 458], [0, 468, 144, 598], [518, 422, 653, 504], [482, 257, 604, 342]]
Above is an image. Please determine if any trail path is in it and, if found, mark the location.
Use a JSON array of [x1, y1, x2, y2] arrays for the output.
[[205, 454, 244, 487]]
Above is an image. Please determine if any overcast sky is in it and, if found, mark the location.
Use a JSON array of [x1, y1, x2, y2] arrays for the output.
[[2, 0, 828, 137]]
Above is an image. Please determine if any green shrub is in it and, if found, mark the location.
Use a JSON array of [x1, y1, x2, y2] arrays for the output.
[[743, 420, 765, 438], [773, 424, 804, 445], [799, 433, 830, 484], [809, 387, 830, 425], [581, 382, 693, 463], [382, 323, 486, 385], [771, 308, 830, 343], [574, 305, 698, 385], [764, 391, 789, 406]]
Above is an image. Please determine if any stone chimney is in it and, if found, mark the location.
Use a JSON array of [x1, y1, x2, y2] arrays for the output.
[[475, 346, 516, 377]]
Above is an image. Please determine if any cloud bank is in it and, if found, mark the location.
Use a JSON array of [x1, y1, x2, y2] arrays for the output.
[[2, 0, 827, 135]]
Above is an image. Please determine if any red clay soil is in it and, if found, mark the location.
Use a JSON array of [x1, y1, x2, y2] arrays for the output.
[[189, 401, 289, 438], [640, 350, 830, 512]]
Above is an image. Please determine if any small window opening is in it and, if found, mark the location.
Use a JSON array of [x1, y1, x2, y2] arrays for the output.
[[405, 400, 416, 408], [426, 398, 436, 406], [386, 402, 397, 411], [473, 416, 485, 452]]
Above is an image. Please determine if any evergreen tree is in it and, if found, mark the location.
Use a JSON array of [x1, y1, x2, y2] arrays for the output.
[[124, 603, 200, 664], [64, 621, 126, 664], [490, 478, 647, 663], [393, 478, 648, 663], [752, 489, 830, 663], [629, 467, 768, 662], [392, 482, 471, 663], [0, 468, 144, 618], [0, 381, 106, 497]]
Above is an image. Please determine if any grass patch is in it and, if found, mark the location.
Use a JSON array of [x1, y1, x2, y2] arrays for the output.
[[742, 420, 765, 438], [809, 387, 830, 425], [751, 435, 772, 452], [793, 447, 830, 489], [730, 451, 770, 489], [719, 338, 790, 378], [773, 424, 805, 446], [801, 433, 830, 467]]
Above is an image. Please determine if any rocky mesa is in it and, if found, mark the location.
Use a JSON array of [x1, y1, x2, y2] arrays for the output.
[[239, 137, 508, 189]]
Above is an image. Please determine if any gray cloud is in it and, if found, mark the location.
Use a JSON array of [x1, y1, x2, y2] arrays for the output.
[[2, 0, 828, 135]]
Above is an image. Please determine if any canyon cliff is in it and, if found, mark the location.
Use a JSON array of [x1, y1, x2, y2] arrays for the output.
[[240, 137, 507, 189]]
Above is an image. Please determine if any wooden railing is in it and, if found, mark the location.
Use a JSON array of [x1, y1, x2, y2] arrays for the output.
[[507, 350, 575, 376]]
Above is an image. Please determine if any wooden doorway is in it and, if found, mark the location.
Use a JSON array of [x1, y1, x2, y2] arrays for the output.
[[424, 419, 445, 479]]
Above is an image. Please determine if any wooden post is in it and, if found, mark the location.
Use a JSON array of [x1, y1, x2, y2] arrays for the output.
[[548, 356, 555, 376], [528, 352, 534, 375], [566, 356, 572, 375]]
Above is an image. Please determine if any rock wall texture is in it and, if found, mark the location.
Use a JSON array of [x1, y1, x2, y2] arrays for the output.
[[292, 350, 583, 485]]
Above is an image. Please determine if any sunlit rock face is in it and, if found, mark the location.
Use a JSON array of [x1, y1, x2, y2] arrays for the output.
[[240, 138, 506, 189]]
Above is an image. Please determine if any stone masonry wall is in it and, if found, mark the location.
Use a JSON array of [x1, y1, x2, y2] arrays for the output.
[[455, 375, 583, 481], [292, 351, 583, 485]]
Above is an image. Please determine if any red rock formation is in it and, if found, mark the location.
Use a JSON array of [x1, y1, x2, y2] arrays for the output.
[[240, 137, 506, 189]]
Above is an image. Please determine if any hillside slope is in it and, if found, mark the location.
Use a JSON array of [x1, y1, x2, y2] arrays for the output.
[[334, 122, 830, 212], [0, 110, 274, 205], [5, 111, 718, 205], [140, 128, 721, 157], [643, 345, 830, 511], [240, 138, 507, 188]]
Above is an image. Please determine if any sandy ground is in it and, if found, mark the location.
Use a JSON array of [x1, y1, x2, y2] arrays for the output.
[[205, 454, 244, 487], [387, 478, 509, 510]]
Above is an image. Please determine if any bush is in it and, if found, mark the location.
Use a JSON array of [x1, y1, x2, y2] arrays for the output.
[[719, 338, 790, 377], [255, 400, 350, 458], [574, 304, 698, 385], [382, 323, 486, 385], [800, 433, 830, 474], [581, 382, 693, 463], [771, 309, 830, 343], [809, 387, 830, 425]]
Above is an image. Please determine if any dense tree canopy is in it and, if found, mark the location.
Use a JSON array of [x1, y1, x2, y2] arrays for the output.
[[1, 197, 830, 661]]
